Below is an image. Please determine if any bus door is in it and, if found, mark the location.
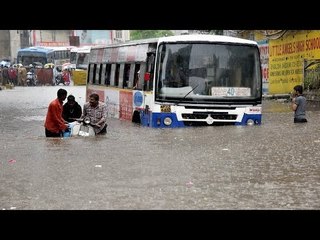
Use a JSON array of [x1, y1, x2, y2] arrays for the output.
[[144, 52, 155, 91]]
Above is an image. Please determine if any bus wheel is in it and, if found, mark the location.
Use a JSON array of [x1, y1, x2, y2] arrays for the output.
[[132, 111, 141, 124]]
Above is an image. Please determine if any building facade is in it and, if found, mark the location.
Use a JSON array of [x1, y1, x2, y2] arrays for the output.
[[235, 30, 320, 95], [0, 30, 131, 63], [0, 30, 23, 63]]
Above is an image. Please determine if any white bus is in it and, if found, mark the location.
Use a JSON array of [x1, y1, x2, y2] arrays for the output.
[[70, 46, 92, 70], [86, 34, 262, 127], [70, 46, 93, 85]]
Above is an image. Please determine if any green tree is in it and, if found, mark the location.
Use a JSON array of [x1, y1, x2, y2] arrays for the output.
[[195, 30, 224, 35], [130, 30, 174, 40]]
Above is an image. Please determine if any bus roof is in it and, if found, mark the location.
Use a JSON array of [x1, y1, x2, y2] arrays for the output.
[[18, 46, 75, 53], [47, 46, 75, 51], [90, 38, 159, 50], [158, 34, 258, 46], [18, 46, 54, 53], [70, 46, 92, 53], [89, 35, 257, 51]]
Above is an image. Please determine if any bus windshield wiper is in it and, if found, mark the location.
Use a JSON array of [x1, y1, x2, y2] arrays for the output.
[[177, 84, 199, 104]]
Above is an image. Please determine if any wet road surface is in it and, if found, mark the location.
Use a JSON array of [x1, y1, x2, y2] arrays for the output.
[[0, 86, 319, 209]]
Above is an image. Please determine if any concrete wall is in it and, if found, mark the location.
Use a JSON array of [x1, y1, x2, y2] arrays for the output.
[[0, 30, 131, 64], [0, 30, 11, 61], [0, 30, 21, 62], [10, 30, 21, 63], [31, 30, 73, 46]]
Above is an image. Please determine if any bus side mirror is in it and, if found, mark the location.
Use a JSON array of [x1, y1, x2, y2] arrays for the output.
[[144, 72, 150, 81]]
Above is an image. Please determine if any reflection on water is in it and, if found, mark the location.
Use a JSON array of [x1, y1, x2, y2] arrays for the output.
[[0, 86, 319, 210], [307, 101, 320, 111], [263, 99, 291, 113], [263, 99, 320, 113], [262, 99, 320, 113], [19, 116, 46, 121]]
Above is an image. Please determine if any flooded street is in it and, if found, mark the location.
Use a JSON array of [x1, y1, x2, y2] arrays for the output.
[[0, 86, 320, 209]]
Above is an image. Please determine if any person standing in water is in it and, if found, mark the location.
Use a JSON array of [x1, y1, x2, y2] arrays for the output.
[[291, 85, 307, 123], [62, 95, 82, 123], [44, 88, 69, 137]]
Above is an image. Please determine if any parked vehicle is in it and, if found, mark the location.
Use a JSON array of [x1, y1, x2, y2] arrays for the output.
[[0, 59, 11, 67], [26, 70, 38, 86], [55, 72, 65, 85], [53, 65, 65, 85], [12, 63, 23, 68], [63, 117, 96, 137]]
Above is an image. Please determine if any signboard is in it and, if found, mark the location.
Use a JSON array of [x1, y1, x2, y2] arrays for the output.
[[258, 39, 269, 95], [133, 91, 144, 107], [119, 90, 133, 120], [269, 30, 320, 94], [37, 41, 69, 46], [211, 87, 251, 97], [72, 70, 87, 85], [105, 89, 119, 119]]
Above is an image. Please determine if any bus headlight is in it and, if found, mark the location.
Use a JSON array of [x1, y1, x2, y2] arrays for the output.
[[163, 117, 172, 126], [246, 119, 255, 126]]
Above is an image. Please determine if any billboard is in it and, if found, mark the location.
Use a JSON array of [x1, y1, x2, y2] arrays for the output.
[[268, 30, 320, 94], [74, 30, 111, 45]]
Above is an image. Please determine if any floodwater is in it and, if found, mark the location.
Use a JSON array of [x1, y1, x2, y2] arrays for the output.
[[0, 86, 319, 210]]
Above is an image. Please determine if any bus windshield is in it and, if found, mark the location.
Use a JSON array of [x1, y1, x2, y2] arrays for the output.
[[70, 46, 92, 70], [76, 52, 90, 70], [21, 56, 47, 66], [155, 43, 261, 103], [70, 51, 77, 65], [17, 46, 73, 67]]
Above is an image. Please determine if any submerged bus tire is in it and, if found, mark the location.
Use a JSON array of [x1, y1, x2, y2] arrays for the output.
[[132, 111, 141, 123]]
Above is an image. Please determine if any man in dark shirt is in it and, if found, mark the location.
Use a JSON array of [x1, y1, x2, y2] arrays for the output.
[[62, 95, 82, 123]]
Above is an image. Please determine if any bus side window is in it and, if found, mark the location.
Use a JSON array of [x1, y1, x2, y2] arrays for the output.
[[101, 64, 106, 85], [133, 64, 141, 89], [78, 53, 85, 65], [95, 64, 101, 85], [105, 64, 111, 86], [115, 64, 120, 87], [139, 63, 147, 90], [145, 52, 155, 91], [118, 64, 125, 88], [123, 63, 130, 88], [128, 63, 135, 89], [109, 64, 116, 87], [98, 64, 103, 85], [88, 63, 95, 84], [87, 64, 91, 84]]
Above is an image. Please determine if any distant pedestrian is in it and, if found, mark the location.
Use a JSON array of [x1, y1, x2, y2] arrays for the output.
[[18, 67, 27, 86], [0, 66, 3, 85], [291, 85, 307, 123], [8, 66, 17, 85], [133, 69, 140, 90], [2, 66, 9, 85]]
